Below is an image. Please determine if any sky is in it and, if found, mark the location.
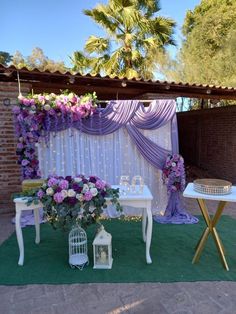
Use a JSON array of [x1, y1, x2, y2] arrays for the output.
[[1, 0, 200, 66]]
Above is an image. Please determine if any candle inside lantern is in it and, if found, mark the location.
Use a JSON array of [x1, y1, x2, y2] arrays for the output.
[[100, 249, 107, 264]]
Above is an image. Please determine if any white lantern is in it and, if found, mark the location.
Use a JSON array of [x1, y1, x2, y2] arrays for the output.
[[68, 225, 88, 270], [93, 225, 113, 269]]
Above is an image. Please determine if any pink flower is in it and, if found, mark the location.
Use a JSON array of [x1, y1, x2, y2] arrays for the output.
[[53, 192, 64, 203], [84, 191, 93, 201], [59, 179, 69, 190], [22, 98, 31, 106], [95, 180, 106, 190]]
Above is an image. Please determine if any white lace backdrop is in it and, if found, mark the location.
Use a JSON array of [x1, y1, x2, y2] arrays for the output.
[[37, 123, 172, 215]]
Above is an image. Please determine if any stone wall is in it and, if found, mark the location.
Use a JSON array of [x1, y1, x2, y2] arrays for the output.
[[177, 106, 236, 183], [0, 82, 31, 213]]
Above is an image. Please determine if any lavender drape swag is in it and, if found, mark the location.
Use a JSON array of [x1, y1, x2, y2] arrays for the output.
[[46, 99, 178, 170]]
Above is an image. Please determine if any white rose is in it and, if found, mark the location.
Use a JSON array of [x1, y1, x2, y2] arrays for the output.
[[68, 189, 76, 197], [88, 182, 95, 188], [46, 187, 54, 196], [76, 193, 84, 201], [74, 177, 82, 183], [44, 104, 51, 111], [90, 188, 98, 196], [82, 184, 89, 192], [61, 190, 68, 199]]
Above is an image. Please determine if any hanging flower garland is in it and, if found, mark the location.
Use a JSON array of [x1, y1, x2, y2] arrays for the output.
[[12, 91, 98, 179], [162, 153, 186, 193]]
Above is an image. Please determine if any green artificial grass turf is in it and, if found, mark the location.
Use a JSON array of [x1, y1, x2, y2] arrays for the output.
[[1, 216, 236, 285]]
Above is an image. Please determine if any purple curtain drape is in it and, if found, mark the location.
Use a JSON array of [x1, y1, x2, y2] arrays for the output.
[[44, 98, 196, 224], [153, 192, 198, 224], [46, 99, 178, 170]]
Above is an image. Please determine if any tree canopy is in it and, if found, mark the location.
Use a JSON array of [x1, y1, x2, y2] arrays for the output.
[[0, 51, 12, 66], [71, 0, 175, 79], [11, 48, 67, 72], [176, 0, 236, 86]]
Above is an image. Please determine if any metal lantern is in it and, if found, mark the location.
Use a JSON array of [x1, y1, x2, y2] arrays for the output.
[[131, 175, 144, 194], [68, 225, 88, 270], [93, 225, 113, 269]]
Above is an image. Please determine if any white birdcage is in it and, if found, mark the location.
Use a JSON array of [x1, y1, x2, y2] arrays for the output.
[[93, 225, 113, 269], [68, 225, 88, 270]]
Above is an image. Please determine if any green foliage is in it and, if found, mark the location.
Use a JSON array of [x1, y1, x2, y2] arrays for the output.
[[0, 51, 12, 66], [176, 0, 236, 86], [72, 0, 175, 79]]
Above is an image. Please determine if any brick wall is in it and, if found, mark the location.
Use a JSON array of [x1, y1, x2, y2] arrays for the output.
[[0, 82, 31, 213], [177, 106, 236, 183]]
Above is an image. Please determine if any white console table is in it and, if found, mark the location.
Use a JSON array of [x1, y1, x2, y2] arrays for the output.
[[14, 197, 43, 266], [14, 185, 153, 266], [111, 185, 153, 264]]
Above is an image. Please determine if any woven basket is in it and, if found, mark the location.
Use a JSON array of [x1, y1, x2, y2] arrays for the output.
[[193, 179, 232, 195]]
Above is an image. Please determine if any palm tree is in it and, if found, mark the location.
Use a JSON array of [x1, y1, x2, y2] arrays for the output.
[[72, 0, 176, 79]]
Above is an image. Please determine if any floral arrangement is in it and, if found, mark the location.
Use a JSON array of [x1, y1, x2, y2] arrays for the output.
[[12, 91, 98, 179], [36, 174, 122, 229], [162, 154, 186, 193]]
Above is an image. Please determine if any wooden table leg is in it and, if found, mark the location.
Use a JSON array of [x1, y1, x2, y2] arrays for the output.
[[193, 199, 228, 270]]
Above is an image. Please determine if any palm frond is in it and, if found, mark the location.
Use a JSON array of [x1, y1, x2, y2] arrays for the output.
[[84, 36, 110, 54]]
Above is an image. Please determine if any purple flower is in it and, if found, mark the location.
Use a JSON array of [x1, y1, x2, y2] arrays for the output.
[[59, 179, 69, 190], [84, 191, 93, 201], [37, 189, 44, 199], [55, 186, 62, 193], [12, 106, 21, 114], [95, 180, 106, 190], [53, 192, 64, 204], [17, 143, 24, 150], [48, 177, 59, 187], [67, 197, 77, 205], [89, 176, 97, 183], [65, 176, 72, 183], [72, 183, 82, 193], [21, 159, 29, 166]]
